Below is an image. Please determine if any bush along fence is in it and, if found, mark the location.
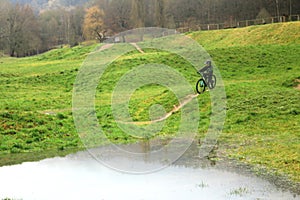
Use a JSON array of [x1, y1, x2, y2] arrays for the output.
[[177, 14, 300, 32]]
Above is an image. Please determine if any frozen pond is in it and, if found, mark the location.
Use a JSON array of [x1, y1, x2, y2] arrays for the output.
[[0, 143, 299, 200]]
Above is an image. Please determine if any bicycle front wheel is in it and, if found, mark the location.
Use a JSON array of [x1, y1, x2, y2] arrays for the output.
[[196, 78, 206, 94]]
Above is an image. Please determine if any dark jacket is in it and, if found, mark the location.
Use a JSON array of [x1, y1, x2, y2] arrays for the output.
[[199, 65, 213, 75]]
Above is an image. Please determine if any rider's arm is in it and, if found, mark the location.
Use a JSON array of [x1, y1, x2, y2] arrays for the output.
[[199, 66, 208, 73]]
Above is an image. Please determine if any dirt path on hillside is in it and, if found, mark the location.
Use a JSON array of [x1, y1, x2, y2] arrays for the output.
[[131, 43, 145, 54], [296, 79, 300, 90], [119, 93, 199, 125], [99, 43, 114, 51]]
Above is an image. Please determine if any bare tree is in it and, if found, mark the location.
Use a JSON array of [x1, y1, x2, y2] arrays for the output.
[[106, 0, 131, 33], [154, 0, 166, 27], [275, 0, 280, 18], [0, 3, 41, 56], [130, 0, 145, 28]]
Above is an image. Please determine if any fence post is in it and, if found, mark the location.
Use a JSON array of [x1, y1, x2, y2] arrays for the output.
[[298, 15, 300, 21]]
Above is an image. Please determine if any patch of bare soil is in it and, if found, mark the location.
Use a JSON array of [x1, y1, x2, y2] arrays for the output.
[[295, 79, 300, 90], [131, 43, 145, 54], [99, 43, 114, 51]]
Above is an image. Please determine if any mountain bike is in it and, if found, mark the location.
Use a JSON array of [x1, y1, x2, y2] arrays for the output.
[[196, 73, 217, 94]]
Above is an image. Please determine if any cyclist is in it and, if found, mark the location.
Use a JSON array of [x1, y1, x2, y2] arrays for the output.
[[198, 60, 213, 83]]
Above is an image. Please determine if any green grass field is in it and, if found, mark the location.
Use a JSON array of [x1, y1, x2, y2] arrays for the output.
[[191, 23, 300, 182], [0, 22, 299, 183]]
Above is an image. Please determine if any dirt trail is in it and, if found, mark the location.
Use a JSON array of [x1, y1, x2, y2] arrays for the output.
[[131, 43, 145, 54], [99, 43, 114, 51], [119, 93, 199, 125], [296, 79, 300, 90]]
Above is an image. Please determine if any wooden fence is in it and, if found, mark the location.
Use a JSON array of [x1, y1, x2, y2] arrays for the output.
[[177, 14, 300, 33]]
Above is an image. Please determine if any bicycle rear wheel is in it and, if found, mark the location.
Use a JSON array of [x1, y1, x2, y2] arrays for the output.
[[196, 78, 206, 94], [208, 75, 217, 89]]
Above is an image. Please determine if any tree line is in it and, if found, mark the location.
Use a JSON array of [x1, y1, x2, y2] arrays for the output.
[[0, 0, 299, 57]]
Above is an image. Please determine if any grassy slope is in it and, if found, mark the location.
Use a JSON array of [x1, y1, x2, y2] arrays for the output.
[[191, 22, 300, 182], [190, 21, 300, 48], [94, 48, 202, 144], [0, 45, 96, 162], [0, 22, 299, 183]]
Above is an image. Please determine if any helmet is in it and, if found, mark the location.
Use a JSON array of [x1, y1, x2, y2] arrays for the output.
[[204, 60, 211, 65]]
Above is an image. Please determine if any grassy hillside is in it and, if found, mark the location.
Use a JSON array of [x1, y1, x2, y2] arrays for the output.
[[0, 22, 299, 186], [191, 21, 300, 49], [190, 22, 300, 183], [0, 44, 97, 164]]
